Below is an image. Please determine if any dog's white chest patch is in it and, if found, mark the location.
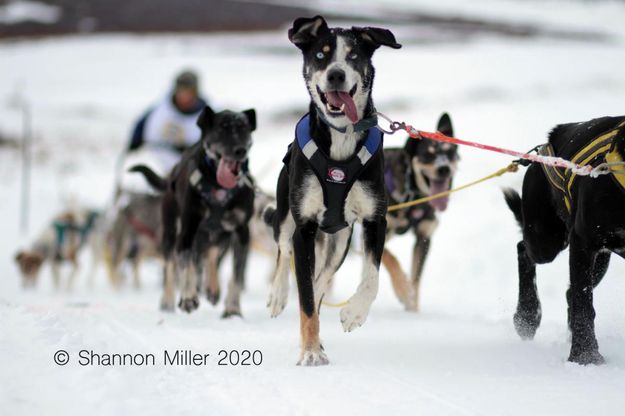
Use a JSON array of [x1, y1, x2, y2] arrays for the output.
[[299, 175, 326, 221], [345, 181, 376, 222], [298, 176, 376, 224]]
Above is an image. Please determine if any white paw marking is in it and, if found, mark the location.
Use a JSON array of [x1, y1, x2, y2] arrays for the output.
[[297, 349, 329, 366], [267, 278, 289, 318]]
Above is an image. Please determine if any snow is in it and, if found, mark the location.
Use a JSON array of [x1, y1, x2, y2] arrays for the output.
[[0, 0, 61, 25], [2, 1, 625, 415]]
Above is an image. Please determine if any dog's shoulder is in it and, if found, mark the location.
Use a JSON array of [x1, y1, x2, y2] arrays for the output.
[[549, 116, 625, 156]]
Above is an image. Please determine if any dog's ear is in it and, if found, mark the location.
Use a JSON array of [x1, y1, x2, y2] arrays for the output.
[[242, 109, 256, 132], [196, 105, 215, 129], [14, 251, 24, 263], [404, 136, 419, 156], [353, 27, 402, 51], [288, 15, 329, 50], [437, 112, 454, 137]]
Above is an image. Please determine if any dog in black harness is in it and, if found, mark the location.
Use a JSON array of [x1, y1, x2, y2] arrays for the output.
[[504, 115, 625, 365], [131, 107, 256, 317], [264, 15, 401, 365]]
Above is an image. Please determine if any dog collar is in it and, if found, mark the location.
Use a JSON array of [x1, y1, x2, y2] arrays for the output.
[[315, 108, 378, 134]]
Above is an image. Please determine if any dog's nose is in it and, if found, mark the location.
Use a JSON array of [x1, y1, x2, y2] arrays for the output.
[[437, 166, 451, 177], [233, 147, 247, 159], [326, 69, 346, 88]]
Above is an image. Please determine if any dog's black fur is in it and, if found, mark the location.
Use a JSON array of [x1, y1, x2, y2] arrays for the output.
[[264, 15, 401, 366], [383, 113, 458, 310], [504, 115, 625, 365], [131, 107, 256, 317]]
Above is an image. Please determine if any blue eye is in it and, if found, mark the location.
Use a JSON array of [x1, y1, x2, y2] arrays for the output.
[[316, 52, 324, 59]]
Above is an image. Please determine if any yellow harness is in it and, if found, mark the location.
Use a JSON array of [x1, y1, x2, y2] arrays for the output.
[[540, 121, 625, 212]]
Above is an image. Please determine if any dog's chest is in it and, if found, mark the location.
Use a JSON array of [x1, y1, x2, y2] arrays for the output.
[[298, 174, 376, 224]]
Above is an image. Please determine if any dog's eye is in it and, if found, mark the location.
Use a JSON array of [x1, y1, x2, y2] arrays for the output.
[[316, 52, 324, 59], [349, 53, 357, 60]]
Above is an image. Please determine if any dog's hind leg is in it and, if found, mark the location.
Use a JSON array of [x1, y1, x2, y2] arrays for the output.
[[223, 225, 250, 318], [567, 233, 604, 365], [267, 213, 295, 318], [160, 193, 178, 311], [513, 241, 541, 339], [313, 227, 352, 311], [131, 255, 141, 290], [381, 248, 415, 310], [340, 218, 386, 332]]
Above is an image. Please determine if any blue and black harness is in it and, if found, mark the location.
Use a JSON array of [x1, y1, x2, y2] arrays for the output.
[[283, 113, 383, 234]]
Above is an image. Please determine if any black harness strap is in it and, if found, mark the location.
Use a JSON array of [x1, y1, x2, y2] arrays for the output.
[[285, 113, 383, 234]]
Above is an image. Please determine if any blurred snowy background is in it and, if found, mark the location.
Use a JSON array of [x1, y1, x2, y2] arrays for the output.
[[1, 1, 625, 415]]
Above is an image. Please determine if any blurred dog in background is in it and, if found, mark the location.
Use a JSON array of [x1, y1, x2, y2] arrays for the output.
[[15, 207, 100, 289], [383, 113, 459, 311]]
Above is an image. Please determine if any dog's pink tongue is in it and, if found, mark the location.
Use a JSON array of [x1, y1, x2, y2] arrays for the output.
[[429, 179, 450, 211], [216, 159, 239, 189], [325, 91, 359, 123]]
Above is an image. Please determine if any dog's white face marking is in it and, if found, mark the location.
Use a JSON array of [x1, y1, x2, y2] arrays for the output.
[[307, 35, 369, 130]]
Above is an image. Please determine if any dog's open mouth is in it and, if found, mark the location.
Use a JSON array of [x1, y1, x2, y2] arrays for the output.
[[216, 158, 241, 189], [317, 85, 359, 123], [428, 178, 451, 211]]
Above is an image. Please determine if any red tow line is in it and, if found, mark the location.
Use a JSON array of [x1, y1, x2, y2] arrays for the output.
[[376, 112, 595, 176]]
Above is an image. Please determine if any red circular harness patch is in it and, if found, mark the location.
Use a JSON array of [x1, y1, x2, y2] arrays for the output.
[[328, 167, 346, 183]]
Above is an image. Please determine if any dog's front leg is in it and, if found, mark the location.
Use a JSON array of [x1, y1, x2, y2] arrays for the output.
[[567, 232, 604, 365], [293, 221, 327, 366], [51, 260, 61, 289], [409, 220, 437, 311], [340, 218, 386, 332], [313, 227, 352, 311], [175, 208, 203, 313], [65, 258, 80, 291], [223, 225, 250, 318]]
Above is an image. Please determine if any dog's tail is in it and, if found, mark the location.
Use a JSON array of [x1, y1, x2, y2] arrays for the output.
[[503, 188, 523, 227], [262, 205, 276, 227], [128, 165, 167, 192]]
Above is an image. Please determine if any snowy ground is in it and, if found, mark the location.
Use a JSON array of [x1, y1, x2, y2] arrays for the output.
[[2, 1, 625, 415]]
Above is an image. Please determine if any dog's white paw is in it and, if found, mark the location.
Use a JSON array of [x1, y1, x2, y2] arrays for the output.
[[160, 295, 176, 312], [297, 349, 329, 366], [340, 299, 372, 332], [266, 281, 289, 318]]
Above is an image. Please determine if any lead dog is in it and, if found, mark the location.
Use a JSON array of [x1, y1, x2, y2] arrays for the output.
[[504, 115, 625, 365], [383, 113, 458, 310], [264, 15, 401, 365], [132, 107, 256, 317]]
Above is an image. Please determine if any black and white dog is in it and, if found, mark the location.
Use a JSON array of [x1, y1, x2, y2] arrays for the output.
[[383, 113, 458, 310], [264, 16, 401, 365], [132, 107, 256, 317], [504, 116, 625, 364]]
